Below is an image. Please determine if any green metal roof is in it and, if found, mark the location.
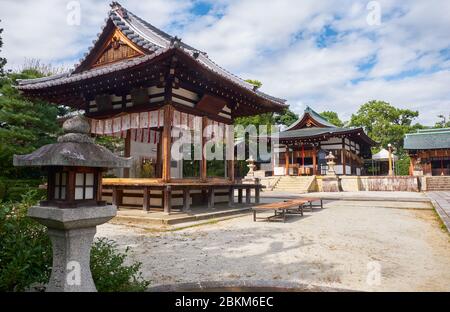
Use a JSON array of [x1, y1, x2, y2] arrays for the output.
[[404, 128, 450, 150], [285, 106, 336, 130], [278, 127, 350, 139]]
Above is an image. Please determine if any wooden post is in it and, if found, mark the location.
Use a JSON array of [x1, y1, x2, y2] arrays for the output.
[[123, 130, 131, 178], [163, 185, 172, 214], [183, 188, 190, 212], [238, 188, 243, 204], [312, 147, 317, 176], [409, 157, 414, 176], [201, 116, 208, 182], [226, 124, 235, 182], [341, 141, 346, 175], [162, 105, 172, 182], [245, 188, 251, 204], [156, 131, 162, 178], [255, 186, 260, 204], [207, 187, 215, 209], [143, 186, 150, 212], [228, 186, 235, 207], [285, 149, 289, 176]]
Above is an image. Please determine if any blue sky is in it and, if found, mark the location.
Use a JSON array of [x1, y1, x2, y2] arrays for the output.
[[1, 0, 449, 125]]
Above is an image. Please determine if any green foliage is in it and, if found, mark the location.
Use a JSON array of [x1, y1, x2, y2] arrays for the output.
[[0, 190, 51, 292], [435, 114, 450, 128], [349, 100, 423, 153], [0, 179, 44, 202], [320, 111, 344, 127], [273, 109, 298, 127], [95, 136, 124, 154], [0, 191, 150, 292], [90, 238, 150, 292], [0, 70, 63, 178], [395, 155, 411, 176], [0, 20, 6, 75]]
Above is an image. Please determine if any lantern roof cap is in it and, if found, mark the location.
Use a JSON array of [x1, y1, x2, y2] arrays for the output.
[[13, 116, 132, 168]]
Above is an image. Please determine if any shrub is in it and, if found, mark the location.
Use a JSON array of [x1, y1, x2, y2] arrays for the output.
[[91, 238, 150, 292], [0, 190, 149, 292]]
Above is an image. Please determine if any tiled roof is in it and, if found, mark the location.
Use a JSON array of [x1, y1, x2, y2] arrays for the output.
[[17, 2, 286, 107], [404, 128, 450, 150]]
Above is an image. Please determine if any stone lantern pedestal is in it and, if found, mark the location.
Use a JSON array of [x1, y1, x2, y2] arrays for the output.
[[28, 205, 116, 292]]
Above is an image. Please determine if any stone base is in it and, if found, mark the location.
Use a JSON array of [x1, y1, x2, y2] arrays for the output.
[[322, 177, 341, 192], [28, 205, 116, 292]]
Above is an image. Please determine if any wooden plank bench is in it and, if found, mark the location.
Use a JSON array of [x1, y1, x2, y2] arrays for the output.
[[253, 199, 309, 223], [289, 198, 323, 212]]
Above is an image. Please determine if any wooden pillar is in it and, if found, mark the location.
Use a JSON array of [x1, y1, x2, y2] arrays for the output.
[[156, 131, 163, 178], [207, 187, 215, 209], [163, 185, 172, 214], [255, 186, 260, 204], [238, 188, 243, 204], [112, 186, 123, 208], [284, 148, 289, 176], [228, 186, 235, 207], [341, 140, 346, 175], [183, 188, 190, 212], [245, 188, 251, 204], [226, 124, 235, 182], [123, 130, 131, 178], [143, 186, 150, 212], [312, 147, 317, 176], [409, 156, 414, 176], [162, 105, 173, 182], [201, 116, 208, 182], [301, 144, 305, 173]]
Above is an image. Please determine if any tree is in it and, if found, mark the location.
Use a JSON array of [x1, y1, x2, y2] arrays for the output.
[[0, 20, 6, 76], [349, 100, 423, 153], [274, 109, 298, 127], [435, 114, 450, 128], [320, 111, 344, 127], [0, 67, 68, 178]]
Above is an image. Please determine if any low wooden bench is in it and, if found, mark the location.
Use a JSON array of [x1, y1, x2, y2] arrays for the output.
[[253, 199, 309, 223], [252, 198, 324, 223], [289, 198, 323, 212]]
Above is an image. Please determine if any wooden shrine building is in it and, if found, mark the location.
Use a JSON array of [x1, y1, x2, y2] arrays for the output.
[[272, 107, 375, 176], [17, 2, 287, 213], [404, 128, 450, 176]]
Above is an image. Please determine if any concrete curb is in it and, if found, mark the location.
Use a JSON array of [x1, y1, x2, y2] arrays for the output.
[[147, 280, 358, 292]]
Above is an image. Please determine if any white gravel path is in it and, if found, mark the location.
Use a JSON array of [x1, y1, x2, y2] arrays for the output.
[[96, 200, 450, 292]]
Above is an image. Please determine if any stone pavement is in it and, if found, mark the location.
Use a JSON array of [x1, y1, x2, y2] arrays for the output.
[[262, 191, 430, 202], [426, 191, 450, 232]]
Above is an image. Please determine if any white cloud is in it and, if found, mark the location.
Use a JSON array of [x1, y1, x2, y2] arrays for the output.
[[1, 0, 449, 125]]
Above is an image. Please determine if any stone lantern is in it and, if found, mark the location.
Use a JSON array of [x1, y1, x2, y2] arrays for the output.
[[13, 115, 131, 292], [325, 152, 337, 176], [246, 155, 256, 178], [322, 151, 341, 192]]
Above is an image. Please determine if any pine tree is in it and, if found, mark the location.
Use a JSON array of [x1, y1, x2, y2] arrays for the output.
[[0, 20, 7, 75]]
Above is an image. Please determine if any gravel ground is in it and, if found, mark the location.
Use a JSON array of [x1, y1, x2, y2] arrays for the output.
[[96, 200, 450, 292]]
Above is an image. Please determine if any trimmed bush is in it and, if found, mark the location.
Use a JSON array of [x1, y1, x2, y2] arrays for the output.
[[0, 190, 149, 292]]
